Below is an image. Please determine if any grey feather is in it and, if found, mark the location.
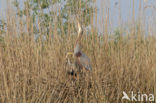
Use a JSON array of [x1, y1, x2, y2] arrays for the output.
[[79, 53, 92, 71]]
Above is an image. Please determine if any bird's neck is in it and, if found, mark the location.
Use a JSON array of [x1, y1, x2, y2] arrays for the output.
[[74, 23, 83, 57], [74, 43, 82, 57], [75, 31, 83, 46]]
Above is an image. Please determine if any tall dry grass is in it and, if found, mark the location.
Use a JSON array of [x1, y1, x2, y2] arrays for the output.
[[0, 1, 156, 103]]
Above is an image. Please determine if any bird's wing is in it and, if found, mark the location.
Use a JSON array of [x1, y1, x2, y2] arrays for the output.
[[79, 53, 92, 71]]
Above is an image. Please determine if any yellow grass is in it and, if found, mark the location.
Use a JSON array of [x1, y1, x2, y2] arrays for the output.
[[0, 1, 156, 103]]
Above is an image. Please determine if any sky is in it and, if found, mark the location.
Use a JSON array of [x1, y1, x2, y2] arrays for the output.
[[96, 0, 156, 33], [0, 0, 7, 19], [0, 0, 156, 33]]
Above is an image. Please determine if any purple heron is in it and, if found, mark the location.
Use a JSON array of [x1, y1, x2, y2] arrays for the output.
[[66, 21, 92, 73]]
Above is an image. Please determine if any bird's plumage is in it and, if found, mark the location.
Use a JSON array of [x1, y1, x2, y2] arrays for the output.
[[78, 53, 92, 71]]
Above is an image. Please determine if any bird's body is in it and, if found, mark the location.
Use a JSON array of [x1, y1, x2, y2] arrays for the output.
[[77, 53, 92, 71], [74, 44, 92, 71]]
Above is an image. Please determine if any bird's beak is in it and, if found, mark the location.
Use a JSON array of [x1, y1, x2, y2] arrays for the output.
[[77, 21, 82, 35], [66, 52, 74, 58], [77, 22, 81, 29]]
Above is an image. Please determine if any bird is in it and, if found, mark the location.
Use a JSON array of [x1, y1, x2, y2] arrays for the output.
[[66, 20, 92, 74], [74, 22, 92, 71]]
